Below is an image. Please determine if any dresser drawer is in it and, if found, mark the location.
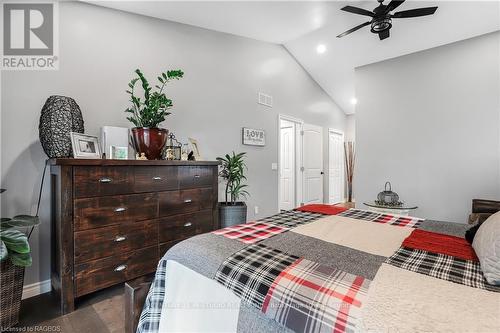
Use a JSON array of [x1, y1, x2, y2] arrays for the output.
[[134, 166, 179, 193], [159, 188, 212, 216], [74, 166, 133, 198], [74, 220, 158, 263], [159, 210, 213, 244], [74, 193, 158, 231], [74, 246, 158, 297], [179, 166, 214, 188]]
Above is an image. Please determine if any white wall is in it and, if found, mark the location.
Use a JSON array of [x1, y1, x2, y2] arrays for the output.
[[0, 2, 345, 286], [345, 114, 355, 142], [355, 32, 500, 223]]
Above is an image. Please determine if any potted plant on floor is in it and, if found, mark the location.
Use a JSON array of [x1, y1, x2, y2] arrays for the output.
[[125, 68, 184, 160], [217, 152, 249, 227], [0, 189, 40, 330]]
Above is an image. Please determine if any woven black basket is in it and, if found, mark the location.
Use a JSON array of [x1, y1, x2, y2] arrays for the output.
[[0, 260, 25, 330], [39, 95, 84, 158]]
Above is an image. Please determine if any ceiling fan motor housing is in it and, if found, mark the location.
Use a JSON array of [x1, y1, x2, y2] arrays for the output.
[[371, 17, 392, 33]]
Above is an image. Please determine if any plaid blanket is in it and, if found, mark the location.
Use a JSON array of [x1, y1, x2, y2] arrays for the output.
[[213, 222, 290, 244], [338, 209, 424, 228], [386, 247, 500, 292], [215, 243, 299, 307], [137, 207, 498, 333], [262, 258, 370, 333]]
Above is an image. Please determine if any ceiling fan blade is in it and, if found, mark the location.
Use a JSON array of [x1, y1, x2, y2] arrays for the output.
[[340, 6, 374, 17], [379, 29, 390, 40], [337, 21, 371, 38], [385, 0, 405, 13], [392, 7, 438, 18]]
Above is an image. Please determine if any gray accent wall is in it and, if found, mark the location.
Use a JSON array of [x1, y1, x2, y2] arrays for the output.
[[354, 32, 500, 223], [1, 2, 345, 286]]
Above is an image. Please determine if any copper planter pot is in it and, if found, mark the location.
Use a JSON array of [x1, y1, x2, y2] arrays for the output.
[[131, 127, 168, 160]]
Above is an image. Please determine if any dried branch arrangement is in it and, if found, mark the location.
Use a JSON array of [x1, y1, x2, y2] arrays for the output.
[[344, 141, 356, 202]]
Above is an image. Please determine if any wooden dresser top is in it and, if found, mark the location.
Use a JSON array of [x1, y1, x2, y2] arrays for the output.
[[49, 158, 220, 166]]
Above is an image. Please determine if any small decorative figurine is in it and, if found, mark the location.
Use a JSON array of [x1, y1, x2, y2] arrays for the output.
[[136, 152, 148, 160], [165, 148, 175, 160]]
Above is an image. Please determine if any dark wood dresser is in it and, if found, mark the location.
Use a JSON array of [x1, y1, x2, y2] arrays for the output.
[[49, 158, 220, 313]]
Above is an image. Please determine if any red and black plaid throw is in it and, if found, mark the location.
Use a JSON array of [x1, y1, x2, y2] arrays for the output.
[[262, 258, 370, 333], [387, 247, 500, 292]]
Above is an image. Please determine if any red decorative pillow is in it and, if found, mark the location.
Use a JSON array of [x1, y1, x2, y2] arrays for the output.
[[296, 204, 348, 215]]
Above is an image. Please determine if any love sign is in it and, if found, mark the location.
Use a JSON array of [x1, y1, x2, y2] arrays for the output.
[[242, 127, 265, 146]]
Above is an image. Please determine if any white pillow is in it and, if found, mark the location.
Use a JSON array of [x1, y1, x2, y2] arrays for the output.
[[473, 211, 500, 285]]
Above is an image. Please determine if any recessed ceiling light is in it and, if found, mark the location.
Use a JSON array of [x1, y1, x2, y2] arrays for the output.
[[351, 98, 358, 105], [316, 44, 326, 54]]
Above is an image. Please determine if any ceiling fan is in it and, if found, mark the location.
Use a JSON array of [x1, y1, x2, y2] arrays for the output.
[[337, 0, 438, 40]]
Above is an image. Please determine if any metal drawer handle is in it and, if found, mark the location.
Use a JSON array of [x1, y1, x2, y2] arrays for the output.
[[114, 236, 126, 242], [184, 199, 192, 203], [183, 222, 192, 227], [194, 175, 200, 179], [114, 264, 127, 272], [99, 177, 112, 183], [152, 176, 162, 181], [114, 207, 127, 212]]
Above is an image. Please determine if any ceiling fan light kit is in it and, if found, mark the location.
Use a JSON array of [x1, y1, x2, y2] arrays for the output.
[[337, 0, 438, 41]]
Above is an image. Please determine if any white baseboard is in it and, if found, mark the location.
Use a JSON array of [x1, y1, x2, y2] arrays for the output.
[[22, 279, 51, 300]]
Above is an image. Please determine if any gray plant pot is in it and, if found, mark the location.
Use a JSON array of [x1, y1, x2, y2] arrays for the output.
[[219, 202, 247, 228]]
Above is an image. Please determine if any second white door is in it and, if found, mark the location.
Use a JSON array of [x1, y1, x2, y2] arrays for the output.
[[302, 123, 323, 204], [279, 120, 296, 210], [328, 130, 344, 204]]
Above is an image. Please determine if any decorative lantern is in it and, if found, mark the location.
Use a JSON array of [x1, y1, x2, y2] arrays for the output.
[[163, 133, 181, 160], [375, 182, 402, 206], [39, 96, 84, 158]]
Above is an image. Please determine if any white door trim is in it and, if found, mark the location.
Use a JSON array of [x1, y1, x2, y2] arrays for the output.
[[278, 114, 304, 212], [328, 128, 345, 203]]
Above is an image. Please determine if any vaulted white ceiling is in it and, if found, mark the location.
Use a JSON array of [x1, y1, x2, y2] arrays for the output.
[[87, 1, 500, 114]]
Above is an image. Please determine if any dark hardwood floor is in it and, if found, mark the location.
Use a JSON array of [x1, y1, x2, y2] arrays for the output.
[[14, 285, 124, 333]]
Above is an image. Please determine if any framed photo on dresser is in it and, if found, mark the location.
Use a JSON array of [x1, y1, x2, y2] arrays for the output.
[[70, 132, 101, 159]]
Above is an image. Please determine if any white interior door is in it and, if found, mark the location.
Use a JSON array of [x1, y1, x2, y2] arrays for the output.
[[279, 120, 295, 210], [328, 130, 344, 204], [302, 124, 323, 204]]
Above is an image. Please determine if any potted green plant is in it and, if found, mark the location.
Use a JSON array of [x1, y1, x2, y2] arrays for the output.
[[125, 68, 184, 160], [0, 189, 40, 330], [217, 152, 249, 227]]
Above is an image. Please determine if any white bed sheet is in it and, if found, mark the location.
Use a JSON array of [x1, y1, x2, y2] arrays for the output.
[[158, 260, 241, 333]]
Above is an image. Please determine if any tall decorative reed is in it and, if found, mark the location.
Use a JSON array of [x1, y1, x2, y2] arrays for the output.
[[344, 141, 355, 202]]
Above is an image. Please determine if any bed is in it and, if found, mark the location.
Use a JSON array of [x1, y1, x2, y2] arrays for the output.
[[132, 205, 500, 333]]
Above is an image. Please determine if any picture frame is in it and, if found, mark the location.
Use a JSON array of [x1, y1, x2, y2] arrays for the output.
[[188, 137, 202, 161], [110, 145, 128, 160], [242, 127, 265, 146], [70, 132, 101, 159]]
